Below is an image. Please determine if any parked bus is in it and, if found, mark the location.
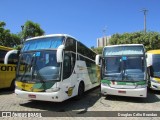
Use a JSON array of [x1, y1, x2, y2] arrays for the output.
[[4, 34, 100, 102], [0, 45, 17, 89], [96, 44, 147, 97], [147, 50, 160, 90]]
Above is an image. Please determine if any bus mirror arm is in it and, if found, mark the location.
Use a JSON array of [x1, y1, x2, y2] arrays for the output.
[[4, 50, 18, 64], [57, 45, 65, 63], [148, 66, 153, 77]]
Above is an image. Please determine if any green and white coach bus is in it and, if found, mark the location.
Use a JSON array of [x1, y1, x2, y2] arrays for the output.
[[96, 44, 147, 97], [5, 34, 100, 102]]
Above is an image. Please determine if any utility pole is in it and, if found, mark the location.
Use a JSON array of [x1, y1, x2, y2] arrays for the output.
[[141, 9, 148, 33], [21, 25, 24, 44]]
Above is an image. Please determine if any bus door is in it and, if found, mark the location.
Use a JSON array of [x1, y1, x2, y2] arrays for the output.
[[62, 52, 77, 97]]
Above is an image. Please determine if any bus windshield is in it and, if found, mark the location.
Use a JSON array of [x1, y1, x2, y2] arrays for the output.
[[104, 56, 145, 81], [123, 56, 145, 81], [17, 50, 61, 82], [22, 36, 64, 52], [104, 57, 122, 81], [152, 54, 160, 78]]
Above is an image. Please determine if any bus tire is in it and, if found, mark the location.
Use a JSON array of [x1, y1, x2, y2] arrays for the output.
[[10, 79, 15, 90], [76, 82, 84, 100]]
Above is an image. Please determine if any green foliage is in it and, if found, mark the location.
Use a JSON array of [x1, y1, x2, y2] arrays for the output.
[[91, 47, 103, 54], [22, 20, 45, 40], [0, 21, 21, 47], [110, 31, 160, 51], [0, 20, 45, 48]]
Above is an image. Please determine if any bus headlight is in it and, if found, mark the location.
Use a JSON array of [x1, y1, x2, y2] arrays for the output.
[[151, 78, 160, 83], [136, 85, 147, 88], [101, 83, 109, 87], [46, 87, 60, 92]]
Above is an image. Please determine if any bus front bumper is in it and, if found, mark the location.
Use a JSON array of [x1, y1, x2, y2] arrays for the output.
[[101, 84, 147, 98], [15, 89, 67, 102]]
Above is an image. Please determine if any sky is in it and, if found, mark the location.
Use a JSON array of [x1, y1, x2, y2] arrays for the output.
[[1, 0, 160, 48]]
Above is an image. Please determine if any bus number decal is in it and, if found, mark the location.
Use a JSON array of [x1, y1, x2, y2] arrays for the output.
[[68, 87, 73, 96]]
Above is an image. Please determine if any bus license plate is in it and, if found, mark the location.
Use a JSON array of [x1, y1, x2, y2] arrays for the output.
[[28, 94, 36, 98], [118, 91, 126, 94]]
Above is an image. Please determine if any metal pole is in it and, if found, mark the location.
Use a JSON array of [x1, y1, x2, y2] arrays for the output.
[[141, 9, 148, 33]]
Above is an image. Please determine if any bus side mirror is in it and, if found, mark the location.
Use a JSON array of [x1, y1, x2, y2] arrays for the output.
[[57, 45, 65, 63], [4, 50, 18, 64], [148, 66, 153, 77], [95, 55, 100, 65]]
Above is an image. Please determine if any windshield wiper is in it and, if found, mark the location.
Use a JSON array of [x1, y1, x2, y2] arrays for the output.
[[31, 57, 45, 83], [20, 62, 31, 82]]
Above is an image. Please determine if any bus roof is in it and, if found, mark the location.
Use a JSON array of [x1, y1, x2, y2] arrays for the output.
[[25, 34, 97, 54], [26, 34, 76, 41], [147, 50, 160, 54], [103, 44, 145, 56], [104, 44, 144, 48], [0, 45, 13, 51]]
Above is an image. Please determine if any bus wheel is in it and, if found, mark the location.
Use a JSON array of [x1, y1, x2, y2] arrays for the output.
[[76, 82, 84, 99], [10, 79, 15, 90]]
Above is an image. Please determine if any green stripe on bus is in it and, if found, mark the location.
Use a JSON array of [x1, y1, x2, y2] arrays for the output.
[[101, 80, 111, 84], [101, 79, 146, 85]]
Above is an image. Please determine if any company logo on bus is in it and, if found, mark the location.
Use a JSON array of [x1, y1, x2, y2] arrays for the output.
[[0, 65, 24, 72]]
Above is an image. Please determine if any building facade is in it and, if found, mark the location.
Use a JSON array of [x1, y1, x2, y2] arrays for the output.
[[97, 36, 111, 47]]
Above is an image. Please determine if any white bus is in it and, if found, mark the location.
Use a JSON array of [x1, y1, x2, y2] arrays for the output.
[[147, 50, 160, 90], [96, 44, 147, 97], [5, 34, 100, 102]]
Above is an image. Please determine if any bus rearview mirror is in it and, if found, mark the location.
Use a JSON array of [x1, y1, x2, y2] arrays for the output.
[[57, 45, 65, 63], [95, 55, 100, 65], [4, 50, 18, 64]]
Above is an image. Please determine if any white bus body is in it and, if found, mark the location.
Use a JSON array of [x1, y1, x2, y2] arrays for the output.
[[5, 34, 100, 102], [99, 44, 147, 98]]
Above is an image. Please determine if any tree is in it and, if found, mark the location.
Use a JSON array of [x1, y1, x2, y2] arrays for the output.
[[91, 47, 103, 54], [22, 20, 45, 40], [0, 21, 21, 47], [109, 31, 160, 51]]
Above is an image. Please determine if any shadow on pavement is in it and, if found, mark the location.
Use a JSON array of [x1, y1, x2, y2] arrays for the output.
[[0, 88, 14, 95]]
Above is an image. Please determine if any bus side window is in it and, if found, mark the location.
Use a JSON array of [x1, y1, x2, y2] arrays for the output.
[[0, 50, 7, 63], [8, 53, 18, 64], [65, 38, 76, 53], [71, 53, 76, 72], [63, 53, 72, 79]]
